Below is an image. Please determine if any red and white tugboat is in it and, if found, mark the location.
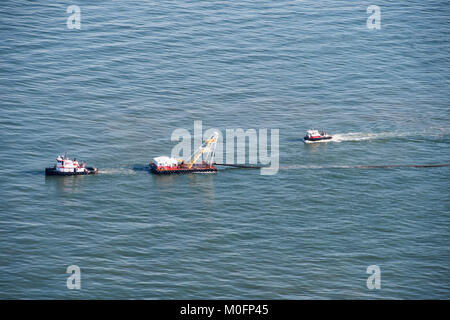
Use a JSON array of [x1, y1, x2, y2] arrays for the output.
[[45, 154, 98, 176], [151, 132, 219, 174], [303, 129, 333, 143]]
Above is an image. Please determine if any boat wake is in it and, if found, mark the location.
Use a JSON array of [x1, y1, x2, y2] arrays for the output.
[[98, 168, 137, 175], [330, 128, 450, 143], [331, 132, 409, 143]]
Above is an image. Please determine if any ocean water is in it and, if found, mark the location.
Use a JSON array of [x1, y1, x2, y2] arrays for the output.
[[0, 0, 449, 299]]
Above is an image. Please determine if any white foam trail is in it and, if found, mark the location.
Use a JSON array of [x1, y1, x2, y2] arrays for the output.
[[98, 168, 136, 175], [331, 132, 407, 142], [303, 139, 330, 144], [331, 128, 450, 143]]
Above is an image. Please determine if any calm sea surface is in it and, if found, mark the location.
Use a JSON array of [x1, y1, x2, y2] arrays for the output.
[[0, 0, 449, 299]]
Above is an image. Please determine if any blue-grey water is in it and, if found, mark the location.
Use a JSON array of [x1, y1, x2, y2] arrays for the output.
[[0, 0, 449, 299]]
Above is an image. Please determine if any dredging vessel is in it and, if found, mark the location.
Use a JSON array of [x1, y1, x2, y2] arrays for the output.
[[45, 154, 98, 176], [150, 132, 219, 174]]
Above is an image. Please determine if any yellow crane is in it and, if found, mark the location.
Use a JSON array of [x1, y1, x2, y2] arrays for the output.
[[187, 132, 219, 169]]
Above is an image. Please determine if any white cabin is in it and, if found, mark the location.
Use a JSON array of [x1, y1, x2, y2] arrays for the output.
[[306, 129, 321, 138], [152, 156, 178, 168], [55, 155, 86, 173]]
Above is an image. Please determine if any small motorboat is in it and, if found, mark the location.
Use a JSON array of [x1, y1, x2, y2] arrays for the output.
[[303, 129, 333, 143], [45, 154, 98, 176]]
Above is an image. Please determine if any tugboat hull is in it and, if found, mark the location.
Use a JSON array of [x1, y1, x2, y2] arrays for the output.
[[45, 167, 98, 176], [303, 136, 333, 143]]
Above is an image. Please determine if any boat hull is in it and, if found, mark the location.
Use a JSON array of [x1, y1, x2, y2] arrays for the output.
[[45, 167, 98, 176], [303, 136, 333, 143], [150, 164, 217, 175]]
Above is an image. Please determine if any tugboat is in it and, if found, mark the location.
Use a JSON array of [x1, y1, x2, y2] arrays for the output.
[[45, 154, 98, 176], [150, 132, 219, 174], [303, 129, 333, 143]]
